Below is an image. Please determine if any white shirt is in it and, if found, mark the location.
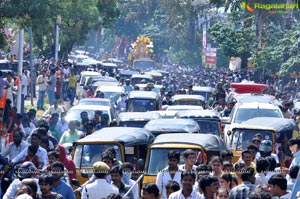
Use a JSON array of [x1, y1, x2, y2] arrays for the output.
[[43, 105, 64, 117], [36, 75, 47, 91], [81, 179, 119, 199], [56, 120, 69, 135], [156, 167, 183, 199], [178, 164, 197, 171], [3, 178, 40, 199], [4, 77, 14, 102], [22, 73, 27, 95], [128, 179, 139, 199], [277, 191, 291, 199], [11, 145, 48, 169], [169, 189, 204, 199], [1, 140, 29, 161], [256, 153, 279, 163], [255, 173, 268, 186], [63, 68, 71, 82]]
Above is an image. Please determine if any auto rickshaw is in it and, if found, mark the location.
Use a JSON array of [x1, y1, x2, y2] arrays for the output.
[[126, 91, 160, 112], [143, 133, 227, 184], [144, 118, 200, 136], [225, 117, 299, 165], [117, 112, 161, 127], [172, 95, 205, 109], [175, 110, 222, 137], [71, 127, 155, 184], [130, 74, 153, 85]]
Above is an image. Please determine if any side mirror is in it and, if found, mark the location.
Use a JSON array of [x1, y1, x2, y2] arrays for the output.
[[227, 130, 232, 136], [71, 179, 81, 187]]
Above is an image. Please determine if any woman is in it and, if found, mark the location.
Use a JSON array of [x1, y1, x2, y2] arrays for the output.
[[209, 156, 223, 180], [219, 173, 232, 191], [215, 188, 229, 199]]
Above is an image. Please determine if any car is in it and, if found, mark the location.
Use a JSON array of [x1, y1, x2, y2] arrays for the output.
[[222, 102, 284, 139], [65, 105, 115, 123], [232, 93, 282, 107], [77, 71, 101, 99], [130, 74, 153, 85], [126, 91, 160, 112], [77, 98, 116, 116], [91, 76, 119, 87], [117, 112, 161, 128], [191, 86, 215, 102], [171, 94, 205, 108]]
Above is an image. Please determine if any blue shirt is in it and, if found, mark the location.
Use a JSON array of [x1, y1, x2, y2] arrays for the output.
[[52, 180, 75, 199]]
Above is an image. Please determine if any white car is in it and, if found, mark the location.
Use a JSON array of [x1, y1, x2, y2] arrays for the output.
[[95, 86, 124, 104], [77, 71, 101, 100], [65, 105, 115, 123], [222, 102, 284, 143]]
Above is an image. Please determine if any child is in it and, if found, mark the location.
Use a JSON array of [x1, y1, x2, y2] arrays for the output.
[[24, 146, 43, 169], [166, 181, 180, 199]]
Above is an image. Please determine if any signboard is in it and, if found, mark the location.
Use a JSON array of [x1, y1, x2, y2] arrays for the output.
[[205, 47, 216, 64]]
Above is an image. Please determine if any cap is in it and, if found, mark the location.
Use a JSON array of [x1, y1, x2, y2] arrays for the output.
[[288, 136, 300, 146], [93, 161, 110, 173], [259, 140, 272, 152]]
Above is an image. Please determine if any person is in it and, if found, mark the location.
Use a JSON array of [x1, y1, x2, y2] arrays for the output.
[[62, 63, 70, 101], [20, 70, 28, 114], [4, 71, 15, 104], [199, 175, 219, 199], [116, 93, 127, 112], [209, 156, 223, 180], [240, 150, 255, 169], [287, 165, 299, 191], [229, 167, 256, 199], [169, 171, 203, 199], [248, 187, 272, 199], [3, 161, 38, 199], [288, 136, 300, 168], [56, 112, 68, 139], [47, 69, 57, 106], [0, 70, 11, 99], [255, 140, 279, 164], [21, 178, 40, 199], [79, 120, 95, 139], [54, 145, 77, 182], [38, 173, 63, 199], [194, 164, 212, 193], [123, 79, 133, 94], [14, 184, 32, 199], [120, 162, 139, 199], [215, 188, 229, 199], [92, 110, 102, 128], [255, 158, 269, 186], [110, 165, 133, 198], [68, 70, 76, 106], [50, 162, 75, 199], [156, 150, 183, 199], [268, 174, 291, 199], [162, 94, 172, 106], [10, 133, 48, 170], [220, 150, 233, 164], [178, 149, 197, 171], [43, 100, 64, 118], [81, 161, 119, 199], [59, 120, 82, 145], [214, 82, 226, 103], [166, 181, 180, 198], [219, 173, 232, 191], [1, 130, 29, 161], [24, 145, 43, 169], [142, 183, 159, 199], [36, 70, 47, 110]]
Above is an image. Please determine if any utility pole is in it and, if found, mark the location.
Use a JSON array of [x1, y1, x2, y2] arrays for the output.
[[55, 15, 61, 64], [17, 29, 24, 114]]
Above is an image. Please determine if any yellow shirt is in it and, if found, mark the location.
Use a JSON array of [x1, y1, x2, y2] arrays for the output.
[[69, 75, 76, 88]]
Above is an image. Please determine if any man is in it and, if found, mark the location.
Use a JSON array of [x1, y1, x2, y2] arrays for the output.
[[156, 150, 183, 199], [194, 164, 212, 193], [36, 70, 47, 110], [3, 161, 38, 199], [62, 63, 70, 101], [68, 70, 76, 106], [240, 150, 256, 169], [92, 110, 102, 128], [229, 167, 256, 199], [162, 94, 172, 106], [287, 165, 299, 191], [110, 165, 133, 198], [116, 93, 127, 112], [59, 120, 82, 145], [43, 100, 64, 118], [0, 70, 10, 99], [11, 133, 48, 169], [21, 69, 28, 114], [79, 111, 89, 131], [81, 161, 119, 199], [51, 162, 75, 199], [199, 175, 219, 199], [255, 158, 270, 186], [169, 171, 203, 199], [4, 71, 14, 104], [142, 183, 159, 199], [123, 79, 133, 94], [56, 112, 68, 140], [120, 162, 139, 199], [38, 173, 63, 199], [268, 174, 291, 199], [179, 149, 197, 171], [220, 150, 233, 164], [256, 140, 279, 164], [1, 130, 29, 161], [47, 69, 57, 106]]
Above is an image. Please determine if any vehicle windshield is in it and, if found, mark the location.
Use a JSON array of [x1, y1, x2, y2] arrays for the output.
[[133, 61, 155, 71], [66, 109, 108, 122], [173, 100, 204, 106], [131, 78, 151, 85], [102, 91, 122, 104], [192, 91, 211, 101], [77, 100, 110, 106], [196, 120, 219, 135], [231, 129, 273, 151], [73, 144, 122, 168], [147, 148, 202, 175], [119, 121, 149, 128], [234, 108, 282, 123], [127, 99, 157, 112]]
